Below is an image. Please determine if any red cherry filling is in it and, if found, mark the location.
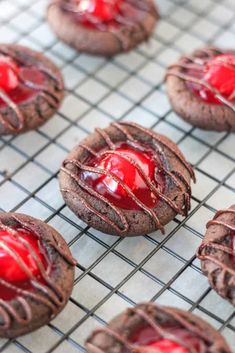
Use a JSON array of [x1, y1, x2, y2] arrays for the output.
[[81, 142, 165, 211], [79, 0, 121, 21], [66, 0, 126, 29], [0, 56, 45, 108], [0, 228, 47, 301], [0, 56, 19, 92], [143, 340, 188, 353], [186, 54, 235, 105], [125, 326, 200, 353]]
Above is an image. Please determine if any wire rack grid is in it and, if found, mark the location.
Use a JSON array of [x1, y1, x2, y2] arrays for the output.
[[0, 0, 234, 352]]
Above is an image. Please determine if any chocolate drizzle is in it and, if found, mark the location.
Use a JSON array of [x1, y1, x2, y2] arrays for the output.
[[197, 207, 235, 293], [166, 47, 235, 112], [0, 46, 63, 133], [86, 303, 222, 353], [0, 214, 76, 331], [59, 0, 158, 51], [61, 122, 195, 235]]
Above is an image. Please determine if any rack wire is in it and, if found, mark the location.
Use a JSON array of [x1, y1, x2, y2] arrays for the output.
[[0, 0, 234, 352]]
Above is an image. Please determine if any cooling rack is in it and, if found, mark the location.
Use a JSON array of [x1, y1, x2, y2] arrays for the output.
[[0, 0, 234, 352]]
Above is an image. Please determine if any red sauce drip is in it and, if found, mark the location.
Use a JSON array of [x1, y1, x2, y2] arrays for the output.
[[0, 228, 47, 301], [0, 56, 45, 107], [81, 142, 165, 211], [124, 326, 200, 353], [186, 54, 235, 105], [65, 0, 135, 30]]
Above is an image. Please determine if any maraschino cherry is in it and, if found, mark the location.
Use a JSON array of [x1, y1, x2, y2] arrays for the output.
[[0, 228, 45, 282], [0, 56, 19, 93], [0, 55, 45, 107], [142, 339, 189, 353], [70, 0, 123, 29], [128, 326, 200, 353], [78, 0, 121, 22], [82, 142, 164, 210], [188, 54, 235, 104]]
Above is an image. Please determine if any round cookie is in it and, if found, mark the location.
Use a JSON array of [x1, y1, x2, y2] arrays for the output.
[[166, 47, 235, 132], [0, 212, 76, 338], [0, 44, 64, 135], [47, 0, 159, 57], [197, 205, 235, 307], [86, 303, 232, 353], [60, 122, 195, 237]]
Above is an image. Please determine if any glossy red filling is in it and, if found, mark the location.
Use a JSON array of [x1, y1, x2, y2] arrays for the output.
[[0, 228, 47, 301], [186, 54, 235, 105], [124, 325, 201, 353], [0, 56, 45, 108], [65, 0, 135, 30], [81, 142, 165, 211]]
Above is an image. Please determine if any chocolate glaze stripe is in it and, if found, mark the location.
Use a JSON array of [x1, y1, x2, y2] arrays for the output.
[[206, 220, 235, 232], [96, 128, 116, 150], [119, 122, 196, 182], [210, 209, 235, 220], [0, 298, 31, 325], [86, 343, 109, 353], [80, 143, 99, 157], [61, 187, 129, 234], [62, 158, 164, 232], [12, 215, 77, 266], [166, 48, 235, 113], [112, 122, 135, 142], [0, 306, 10, 329], [87, 304, 210, 353], [21, 77, 60, 110], [0, 89, 24, 132], [61, 165, 129, 233], [151, 140, 191, 216], [0, 277, 57, 312], [206, 209, 235, 232], [0, 217, 75, 330], [0, 47, 63, 132]]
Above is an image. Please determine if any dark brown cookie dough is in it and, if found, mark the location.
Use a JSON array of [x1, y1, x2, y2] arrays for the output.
[[86, 303, 232, 353], [0, 212, 76, 338], [166, 47, 235, 132], [197, 205, 235, 307], [47, 0, 159, 57], [0, 44, 64, 135], [59, 122, 195, 237]]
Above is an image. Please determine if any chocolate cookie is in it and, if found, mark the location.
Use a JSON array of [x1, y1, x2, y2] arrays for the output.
[[47, 0, 159, 57], [60, 122, 195, 237], [197, 205, 235, 307], [166, 47, 235, 132], [0, 212, 76, 338], [0, 44, 64, 135], [86, 303, 232, 353]]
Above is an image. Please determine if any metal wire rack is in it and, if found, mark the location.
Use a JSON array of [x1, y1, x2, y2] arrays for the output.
[[0, 0, 234, 352]]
